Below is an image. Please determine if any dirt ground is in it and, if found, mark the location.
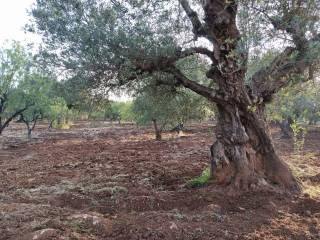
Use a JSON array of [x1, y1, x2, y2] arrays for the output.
[[0, 121, 319, 240]]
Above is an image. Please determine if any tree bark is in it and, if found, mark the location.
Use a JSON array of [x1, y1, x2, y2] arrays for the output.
[[152, 119, 162, 141], [27, 128, 32, 140], [48, 119, 54, 130], [278, 117, 294, 139], [210, 103, 299, 193], [19, 113, 40, 140]]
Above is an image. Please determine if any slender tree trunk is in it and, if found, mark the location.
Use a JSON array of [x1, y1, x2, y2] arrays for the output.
[[210, 103, 299, 193], [48, 119, 54, 130], [0, 124, 4, 135], [57, 116, 62, 126], [152, 119, 162, 140], [27, 128, 32, 140], [278, 117, 293, 138]]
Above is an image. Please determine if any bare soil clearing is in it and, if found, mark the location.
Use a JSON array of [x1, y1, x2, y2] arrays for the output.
[[0, 122, 319, 240]]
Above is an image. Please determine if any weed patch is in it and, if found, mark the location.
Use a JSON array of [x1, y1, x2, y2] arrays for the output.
[[186, 167, 210, 188]]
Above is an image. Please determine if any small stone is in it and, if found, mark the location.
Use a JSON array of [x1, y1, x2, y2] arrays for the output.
[[169, 222, 178, 230], [269, 201, 277, 208], [304, 193, 310, 198], [312, 218, 318, 224], [32, 228, 59, 240], [208, 204, 222, 213], [238, 207, 246, 212], [305, 210, 312, 217]]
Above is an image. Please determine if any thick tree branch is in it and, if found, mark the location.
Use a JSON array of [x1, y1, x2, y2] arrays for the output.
[[179, 0, 207, 38], [180, 47, 213, 59], [131, 46, 213, 75], [165, 66, 224, 104], [251, 34, 320, 101], [254, 5, 308, 45], [0, 105, 31, 134]]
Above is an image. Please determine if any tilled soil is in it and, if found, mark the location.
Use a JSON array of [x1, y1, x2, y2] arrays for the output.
[[0, 122, 319, 240]]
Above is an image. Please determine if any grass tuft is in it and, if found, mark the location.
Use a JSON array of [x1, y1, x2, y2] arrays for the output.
[[186, 167, 211, 188], [56, 122, 72, 129]]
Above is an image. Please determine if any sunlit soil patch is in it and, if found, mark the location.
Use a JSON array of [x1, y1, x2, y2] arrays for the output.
[[53, 139, 84, 146], [119, 131, 197, 142], [286, 153, 320, 198]]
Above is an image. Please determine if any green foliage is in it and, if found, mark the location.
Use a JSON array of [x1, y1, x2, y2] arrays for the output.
[[29, 0, 320, 96], [290, 120, 307, 153], [120, 103, 134, 122], [186, 167, 211, 188], [246, 50, 278, 83], [0, 42, 29, 120], [0, 42, 73, 136], [29, 0, 181, 92], [46, 97, 69, 127], [103, 101, 134, 122], [13, 74, 54, 137], [267, 82, 320, 124], [132, 85, 212, 130], [0, 42, 28, 96]]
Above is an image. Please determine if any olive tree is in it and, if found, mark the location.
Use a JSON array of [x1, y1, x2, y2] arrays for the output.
[[0, 42, 31, 134], [30, 0, 320, 192], [132, 85, 212, 140], [15, 74, 53, 139], [46, 97, 69, 129]]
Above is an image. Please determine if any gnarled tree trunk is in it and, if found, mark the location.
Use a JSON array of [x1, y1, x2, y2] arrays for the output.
[[135, 0, 318, 192], [176, 0, 308, 193], [210, 103, 299, 193]]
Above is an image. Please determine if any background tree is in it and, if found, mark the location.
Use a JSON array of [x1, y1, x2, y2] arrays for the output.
[[30, 0, 320, 192], [15, 73, 52, 139], [267, 81, 320, 138], [0, 42, 30, 134], [132, 88, 176, 141], [45, 97, 69, 129], [115, 101, 134, 123], [132, 86, 212, 140]]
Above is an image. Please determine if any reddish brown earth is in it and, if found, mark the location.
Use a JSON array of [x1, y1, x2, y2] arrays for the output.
[[0, 121, 319, 240]]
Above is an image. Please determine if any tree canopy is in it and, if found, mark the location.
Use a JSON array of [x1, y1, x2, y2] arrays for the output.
[[0, 42, 33, 134]]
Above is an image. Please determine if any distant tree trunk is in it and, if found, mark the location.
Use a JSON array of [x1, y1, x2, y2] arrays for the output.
[[27, 128, 32, 139], [57, 116, 62, 126], [152, 119, 162, 140], [27, 118, 39, 140], [278, 117, 294, 138], [19, 113, 40, 140], [0, 123, 4, 135], [170, 123, 184, 134], [48, 119, 54, 130]]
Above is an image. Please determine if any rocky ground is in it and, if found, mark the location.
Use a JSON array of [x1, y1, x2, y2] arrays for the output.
[[0, 121, 319, 240]]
